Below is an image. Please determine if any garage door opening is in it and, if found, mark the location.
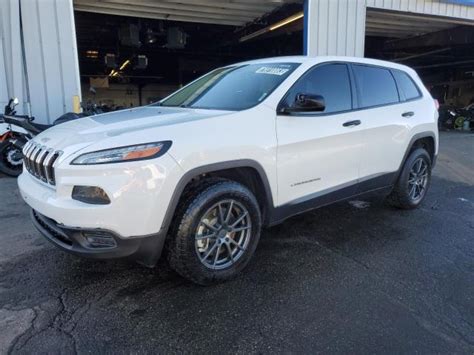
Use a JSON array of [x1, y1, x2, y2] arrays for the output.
[[365, 8, 474, 130], [73, 1, 303, 111]]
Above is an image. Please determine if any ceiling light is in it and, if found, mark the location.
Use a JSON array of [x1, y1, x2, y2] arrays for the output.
[[270, 12, 304, 31], [240, 11, 304, 42], [119, 59, 131, 71]]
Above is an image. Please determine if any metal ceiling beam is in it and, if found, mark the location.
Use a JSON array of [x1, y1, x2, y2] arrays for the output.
[[85, 0, 261, 18], [74, 6, 244, 26], [366, 31, 408, 38], [366, 17, 453, 31], [367, 8, 474, 27], [367, 15, 455, 28], [366, 23, 431, 33], [385, 25, 474, 50], [415, 59, 474, 69], [159, 0, 277, 12], [392, 48, 451, 62], [75, 1, 253, 23]]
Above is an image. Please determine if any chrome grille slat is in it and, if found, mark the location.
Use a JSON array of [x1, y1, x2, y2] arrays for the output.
[[42, 149, 54, 183], [28, 145, 40, 176], [31, 147, 43, 177], [48, 152, 61, 185], [36, 149, 49, 182], [23, 142, 61, 186]]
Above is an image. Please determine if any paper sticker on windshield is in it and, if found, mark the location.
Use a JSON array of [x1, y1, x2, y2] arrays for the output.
[[256, 66, 290, 76]]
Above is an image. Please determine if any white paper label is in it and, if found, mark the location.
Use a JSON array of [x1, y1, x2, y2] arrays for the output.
[[256, 66, 290, 76]]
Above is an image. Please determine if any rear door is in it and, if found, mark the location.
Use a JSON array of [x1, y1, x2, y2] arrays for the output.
[[276, 63, 364, 206], [351, 64, 411, 190]]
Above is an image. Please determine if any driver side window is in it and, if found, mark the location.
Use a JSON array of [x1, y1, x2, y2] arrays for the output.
[[281, 63, 353, 114]]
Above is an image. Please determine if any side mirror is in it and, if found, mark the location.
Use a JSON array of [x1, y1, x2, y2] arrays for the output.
[[281, 93, 325, 114], [12, 97, 19, 106]]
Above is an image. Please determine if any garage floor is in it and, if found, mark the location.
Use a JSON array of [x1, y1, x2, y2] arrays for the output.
[[1, 132, 473, 354]]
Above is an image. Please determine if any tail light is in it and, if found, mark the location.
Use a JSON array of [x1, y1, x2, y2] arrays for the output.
[[434, 99, 440, 110]]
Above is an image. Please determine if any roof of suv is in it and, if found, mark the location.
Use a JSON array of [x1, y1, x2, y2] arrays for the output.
[[239, 55, 416, 74]]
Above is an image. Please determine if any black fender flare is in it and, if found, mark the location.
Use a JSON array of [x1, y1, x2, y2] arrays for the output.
[[159, 159, 275, 237], [396, 131, 437, 177]]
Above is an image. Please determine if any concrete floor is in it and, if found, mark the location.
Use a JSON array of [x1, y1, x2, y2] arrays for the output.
[[0, 132, 473, 354]]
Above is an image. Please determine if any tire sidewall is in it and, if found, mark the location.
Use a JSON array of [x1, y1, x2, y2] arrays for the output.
[[397, 148, 432, 208], [0, 142, 23, 177], [173, 182, 261, 284]]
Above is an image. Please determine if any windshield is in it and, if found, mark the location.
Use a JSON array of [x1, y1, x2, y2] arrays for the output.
[[157, 62, 299, 111]]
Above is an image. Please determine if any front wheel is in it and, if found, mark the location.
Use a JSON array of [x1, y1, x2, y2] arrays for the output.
[[0, 141, 23, 177], [387, 148, 432, 209], [167, 179, 262, 285]]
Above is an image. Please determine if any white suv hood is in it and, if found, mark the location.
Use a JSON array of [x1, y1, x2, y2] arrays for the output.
[[32, 106, 229, 152]]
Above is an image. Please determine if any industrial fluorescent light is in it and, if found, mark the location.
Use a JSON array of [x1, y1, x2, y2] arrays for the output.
[[119, 59, 131, 71], [270, 12, 304, 31], [240, 11, 304, 43]]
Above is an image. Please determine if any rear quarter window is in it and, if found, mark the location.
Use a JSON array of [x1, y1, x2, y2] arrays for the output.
[[353, 65, 399, 108], [392, 70, 422, 101]]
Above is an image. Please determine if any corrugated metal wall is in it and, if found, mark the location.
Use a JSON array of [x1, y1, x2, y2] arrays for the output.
[[306, 0, 474, 57], [306, 0, 367, 57], [0, 0, 81, 123], [0, 0, 27, 115]]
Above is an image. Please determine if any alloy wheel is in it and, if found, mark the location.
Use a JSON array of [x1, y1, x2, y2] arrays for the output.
[[407, 157, 429, 202], [195, 199, 251, 270]]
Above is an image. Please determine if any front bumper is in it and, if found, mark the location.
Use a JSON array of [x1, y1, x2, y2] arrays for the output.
[[31, 209, 165, 266], [17, 152, 181, 237]]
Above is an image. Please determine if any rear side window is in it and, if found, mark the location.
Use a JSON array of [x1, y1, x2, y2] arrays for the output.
[[353, 65, 399, 108], [281, 63, 352, 114], [392, 70, 421, 101]]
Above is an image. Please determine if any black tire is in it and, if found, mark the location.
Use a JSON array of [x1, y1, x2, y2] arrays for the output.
[[167, 178, 262, 285], [0, 142, 23, 177], [387, 148, 432, 209]]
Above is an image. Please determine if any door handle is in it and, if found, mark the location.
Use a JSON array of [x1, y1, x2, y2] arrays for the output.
[[402, 111, 415, 118], [343, 120, 361, 127]]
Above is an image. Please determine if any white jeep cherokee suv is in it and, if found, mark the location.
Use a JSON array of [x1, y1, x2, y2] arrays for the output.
[[18, 56, 438, 285]]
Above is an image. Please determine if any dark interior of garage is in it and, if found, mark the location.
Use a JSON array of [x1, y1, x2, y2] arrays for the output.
[[364, 9, 474, 130], [74, 4, 474, 131], [74, 2, 303, 110]]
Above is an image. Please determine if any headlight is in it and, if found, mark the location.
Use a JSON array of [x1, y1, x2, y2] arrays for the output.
[[71, 141, 172, 165]]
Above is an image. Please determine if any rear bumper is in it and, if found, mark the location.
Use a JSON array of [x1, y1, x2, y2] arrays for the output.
[[31, 209, 165, 267]]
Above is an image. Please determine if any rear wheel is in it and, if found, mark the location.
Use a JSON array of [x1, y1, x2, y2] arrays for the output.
[[387, 148, 432, 209], [0, 142, 23, 177], [167, 179, 261, 285]]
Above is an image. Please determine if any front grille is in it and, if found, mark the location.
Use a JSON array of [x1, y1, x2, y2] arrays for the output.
[[23, 142, 62, 185]]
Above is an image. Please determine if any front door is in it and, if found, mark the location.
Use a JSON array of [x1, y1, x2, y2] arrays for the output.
[[276, 63, 364, 207]]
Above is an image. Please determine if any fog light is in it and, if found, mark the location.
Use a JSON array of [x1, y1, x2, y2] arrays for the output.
[[72, 186, 110, 205], [84, 232, 117, 248]]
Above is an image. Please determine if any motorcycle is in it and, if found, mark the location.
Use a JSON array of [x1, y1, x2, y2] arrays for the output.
[[0, 97, 87, 177], [0, 98, 30, 176], [438, 104, 474, 131]]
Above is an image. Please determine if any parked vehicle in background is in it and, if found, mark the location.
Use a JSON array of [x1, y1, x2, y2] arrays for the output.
[[17, 56, 438, 285]]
